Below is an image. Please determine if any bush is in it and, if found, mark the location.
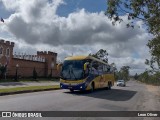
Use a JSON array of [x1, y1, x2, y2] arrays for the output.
[[138, 71, 160, 85], [0, 65, 7, 79], [33, 68, 37, 80]]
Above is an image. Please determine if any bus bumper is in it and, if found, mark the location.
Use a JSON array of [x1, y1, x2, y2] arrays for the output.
[[60, 83, 86, 91]]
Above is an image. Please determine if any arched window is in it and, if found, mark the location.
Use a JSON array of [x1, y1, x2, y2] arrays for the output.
[[6, 48, 10, 56]]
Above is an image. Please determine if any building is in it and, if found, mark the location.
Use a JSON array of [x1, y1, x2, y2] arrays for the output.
[[0, 39, 58, 78]]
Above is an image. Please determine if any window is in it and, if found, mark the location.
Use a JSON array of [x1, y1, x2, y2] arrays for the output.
[[91, 61, 99, 75], [6, 48, 10, 56], [92, 61, 99, 70], [103, 65, 107, 72], [98, 63, 103, 74]]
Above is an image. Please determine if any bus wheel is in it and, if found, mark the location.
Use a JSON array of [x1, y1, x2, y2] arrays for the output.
[[70, 89, 74, 92], [90, 82, 94, 92]]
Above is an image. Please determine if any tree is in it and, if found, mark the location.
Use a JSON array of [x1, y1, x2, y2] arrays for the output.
[[33, 67, 37, 80], [145, 36, 160, 72], [134, 73, 138, 80], [106, 0, 160, 73], [89, 49, 108, 63], [138, 71, 149, 82], [113, 66, 130, 81], [119, 66, 130, 81], [107, 62, 118, 80], [106, 0, 160, 36], [0, 65, 7, 79]]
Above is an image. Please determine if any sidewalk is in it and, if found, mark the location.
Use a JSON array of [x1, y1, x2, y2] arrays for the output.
[[0, 81, 60, 89]]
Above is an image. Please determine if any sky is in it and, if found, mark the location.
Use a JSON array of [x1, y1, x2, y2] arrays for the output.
[[0, 0, 152, 75]]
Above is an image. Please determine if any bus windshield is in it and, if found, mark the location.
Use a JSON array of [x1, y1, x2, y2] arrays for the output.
[[61, 60, 85, 80]]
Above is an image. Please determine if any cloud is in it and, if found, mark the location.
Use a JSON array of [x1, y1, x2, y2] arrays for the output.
[[0, 0, 151, 75], [3, 0, 145, 46]]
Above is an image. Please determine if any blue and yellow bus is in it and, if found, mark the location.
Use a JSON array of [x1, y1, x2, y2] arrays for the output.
[[57, 56, 115, 92]]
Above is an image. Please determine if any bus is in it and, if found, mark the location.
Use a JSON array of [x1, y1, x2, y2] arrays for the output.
[[57, 56, 115, 92]]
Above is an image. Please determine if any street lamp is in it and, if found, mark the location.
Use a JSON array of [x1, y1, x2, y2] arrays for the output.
[[50, 62, 54, 78], [15, 64, 19, 81]]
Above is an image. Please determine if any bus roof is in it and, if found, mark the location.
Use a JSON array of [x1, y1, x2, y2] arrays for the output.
[[64, 56, 109, 65], [64, 56, 87, 60]]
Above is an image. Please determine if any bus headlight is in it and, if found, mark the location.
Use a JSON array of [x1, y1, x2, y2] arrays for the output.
[[80, 86, 83, 89]]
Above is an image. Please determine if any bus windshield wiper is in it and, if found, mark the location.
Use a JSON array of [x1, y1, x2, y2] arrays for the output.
[[68, 69, 72, 80], [70, 67, 77, 80], [61, 69, 70, 80], [61, 71, 66, 79]]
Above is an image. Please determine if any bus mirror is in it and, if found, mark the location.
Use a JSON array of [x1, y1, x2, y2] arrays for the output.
[[84, 62, 89, 71], [57, 64, 62, 71]]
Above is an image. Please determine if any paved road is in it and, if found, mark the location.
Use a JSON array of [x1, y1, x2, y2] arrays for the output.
[[0, 80, 159, 120]]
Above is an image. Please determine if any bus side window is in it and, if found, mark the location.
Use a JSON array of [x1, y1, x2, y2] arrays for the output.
[[98, 63, 103, 75], [110, 66, 114, 73], [103, 65, 107, 73], [104, 65, 107, 73], [85, 64, 90, 76], [88, 63, 94, 74], [91, 61, 99, 75], [107, 66, 111, 73]]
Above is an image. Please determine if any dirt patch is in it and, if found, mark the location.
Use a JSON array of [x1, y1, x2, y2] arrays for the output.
[[146, 84, 160, 96], [144, 84, 160, 111]]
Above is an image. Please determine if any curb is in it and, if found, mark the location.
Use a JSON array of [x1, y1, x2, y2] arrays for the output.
[[0, 88, 60, 96]]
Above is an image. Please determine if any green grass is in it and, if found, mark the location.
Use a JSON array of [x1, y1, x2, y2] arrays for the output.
[[0, 85, 60, 93], [0, 78, 60, 83]]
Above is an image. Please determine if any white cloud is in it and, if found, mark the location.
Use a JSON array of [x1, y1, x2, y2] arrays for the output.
[[0, 0, 151, 75]]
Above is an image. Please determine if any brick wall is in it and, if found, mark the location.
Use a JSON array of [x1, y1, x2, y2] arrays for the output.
[[0, 39, 59, 78], [8, 58, 46, 77]]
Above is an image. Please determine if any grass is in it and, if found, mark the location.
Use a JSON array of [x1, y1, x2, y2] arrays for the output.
[[0, 78, 60, 83], [0, 85, 60, 94]]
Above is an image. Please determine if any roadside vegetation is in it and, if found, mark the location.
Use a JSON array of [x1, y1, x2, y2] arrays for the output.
[[136, 71, 160, 86], [106, 0, 160, 85], [0, 78, 59, 83], [0, 79, 59, 83], [0, 85, 60, 94], [115, 66, 130, 81]]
